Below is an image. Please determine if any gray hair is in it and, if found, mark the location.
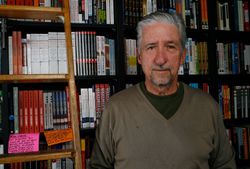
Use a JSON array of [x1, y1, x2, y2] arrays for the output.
[[136, 11, 187, 54]]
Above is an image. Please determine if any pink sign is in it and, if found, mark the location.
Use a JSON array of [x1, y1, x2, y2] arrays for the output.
[[8, 133, 39, 154]]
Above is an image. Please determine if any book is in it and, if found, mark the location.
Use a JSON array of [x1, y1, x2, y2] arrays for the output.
[[104, 37, 110, 75], [28, 90, 35, 133], [30, 33, 41, 74], [58, 32, 67, 74], [18, 90, 24, 133], [8, 35, 13, 74], [17, 31, 23, 74], [81, 138, 86, 169], [48, 32, 59, 74], [33, 90, 40, 133], [80, 88, 90, 129], [109, 39, 115, 75], [38, 90, 44, 132], [94, 84, 101, 124], [96, 35, 106, 75], [0, 29, 1, 74], [125, 39, 137, 75], [13, 87, 19, 133], [243, 0, 250, 31], [0, 144, 4, 169], [65, 86, 71, 128], [0, 90, 2, 133], [39, 34, 49, 74], [12, 31, 18, 74], [88, 87, 96, 128]]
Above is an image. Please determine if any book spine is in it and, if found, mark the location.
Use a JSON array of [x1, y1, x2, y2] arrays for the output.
[[13, 87, 19, 133], [243, 0, 250, 31], [33, 90, 40, 133], [39, 90, 44, 132], [0, 91, 2, 133], [12, 31, 18, 75], [81, 139, 86, 169], [29, 90, 34, 133], [17, 31, 23, 74]]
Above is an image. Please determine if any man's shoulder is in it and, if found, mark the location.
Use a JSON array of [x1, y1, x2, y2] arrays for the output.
[[110, 83, 140, 101], [183, 82, 214, 101]]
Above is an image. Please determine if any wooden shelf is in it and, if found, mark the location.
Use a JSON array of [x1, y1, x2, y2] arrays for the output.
[[0, 1, 82, 168], [0, 5, 63, 20], [0, 149, 74, 164], [0, 74, 69, 83]]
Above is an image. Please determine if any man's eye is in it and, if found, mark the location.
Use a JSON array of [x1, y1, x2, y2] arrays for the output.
[[167, 45, 175, 49], [147, 46, 155, 50]]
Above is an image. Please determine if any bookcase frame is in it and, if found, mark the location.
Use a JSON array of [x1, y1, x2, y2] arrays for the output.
[[0, 0, 250, 168], [0, 1, 82, 169]]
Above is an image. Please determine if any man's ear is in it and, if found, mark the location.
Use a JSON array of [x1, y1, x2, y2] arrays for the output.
[[137, 49, 142, 64]]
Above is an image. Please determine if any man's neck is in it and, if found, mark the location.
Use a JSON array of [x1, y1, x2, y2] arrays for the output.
[[144, 81, 179, 96]]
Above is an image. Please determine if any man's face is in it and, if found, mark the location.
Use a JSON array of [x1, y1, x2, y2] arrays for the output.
[[138, 22, 185, 93]]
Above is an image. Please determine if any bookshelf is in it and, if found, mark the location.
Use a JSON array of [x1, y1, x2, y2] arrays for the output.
[[0, 0, 249, 168], [118, 0, 250, 168], [57, 0, 250, 168], [0, 1, 82, 169]]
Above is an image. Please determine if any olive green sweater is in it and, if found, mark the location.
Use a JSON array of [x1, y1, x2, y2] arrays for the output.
[[90, 83, 236, 169], [140, 82, 184, 119]]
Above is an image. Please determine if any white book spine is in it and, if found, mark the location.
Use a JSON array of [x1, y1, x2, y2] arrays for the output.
[[26, 34, 32, 74], [71, 32, 77, 75], [0, 144, 3, 169], [75, 32, 80, 76], [8, 36, 13, 74], [81, 88, 90, 128], [81, 31, 86, 76], [109, 0, 114, 24], [30, 33, 41, 74], [22, 39, 28, 74], [39, 34, 49, 74], [96, 35, 106, 75], [85, 0, 89, 22], [57, 32, 67, 74], [48, 32, 58, 74], [89, 88, 96, 128], [106, 0, 110, 24]]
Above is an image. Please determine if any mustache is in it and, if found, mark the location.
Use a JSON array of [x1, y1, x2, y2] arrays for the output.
[[151, 65, 173, 71]]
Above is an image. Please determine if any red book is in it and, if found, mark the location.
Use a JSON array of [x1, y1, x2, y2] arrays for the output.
[[33, 0, 39, 6], [29, 90, 35, 133], [18, 90, 24, 133], [104, 84, 110, 104], [175, 0, 182, 15], [39, 90, 44, 132], [243, 0, 250, 31], [17, 31, 23, 74], [33, 90, 40, 133], [23, 90, 29, 133], [24, 0, 33, 6], [6, 0, 15, 5], [15, 0, 24, 5], [243, 127, 249, 159], [94, 84, 101, 123], [12, 31, 18, 75]]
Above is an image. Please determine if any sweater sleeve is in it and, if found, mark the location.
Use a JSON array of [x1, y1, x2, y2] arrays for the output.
[[209, 102, 237, 169], [89, 105, 115, 169]]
